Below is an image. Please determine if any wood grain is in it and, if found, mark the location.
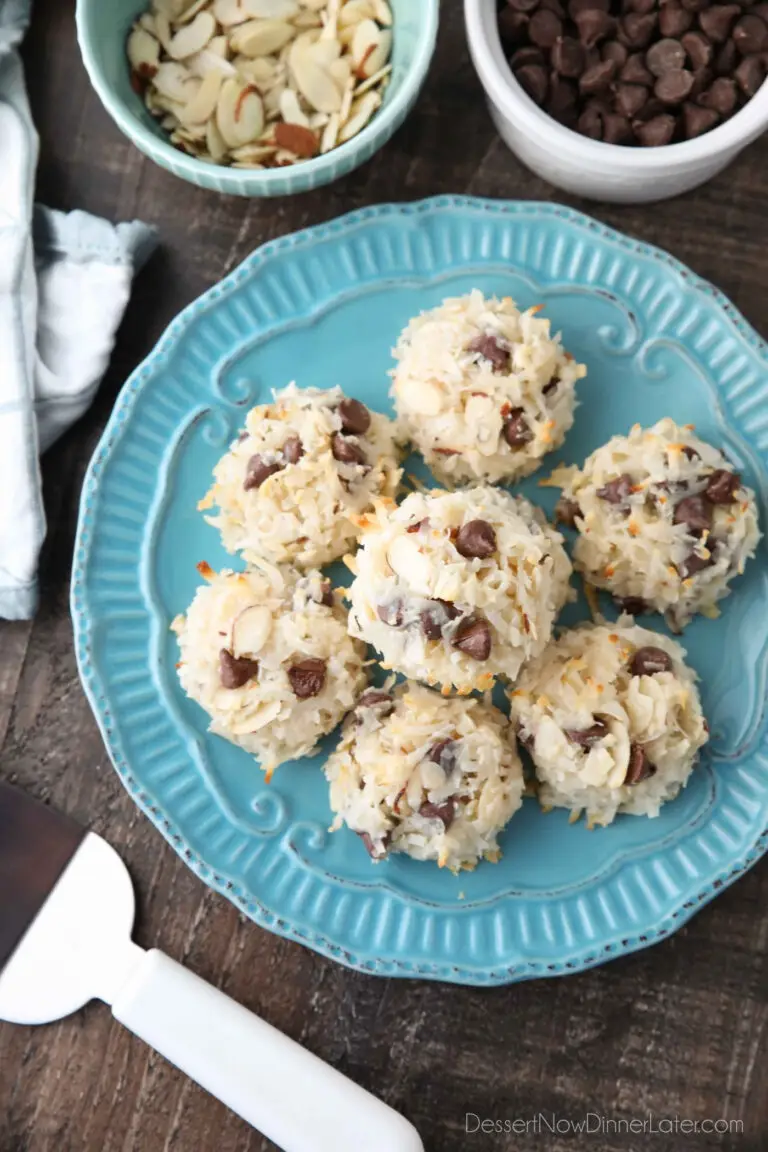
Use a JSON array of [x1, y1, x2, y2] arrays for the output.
[[1, 1, 766, 1149]]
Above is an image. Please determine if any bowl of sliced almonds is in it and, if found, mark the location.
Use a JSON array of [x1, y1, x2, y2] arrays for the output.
[[76, 0, 438, 196]]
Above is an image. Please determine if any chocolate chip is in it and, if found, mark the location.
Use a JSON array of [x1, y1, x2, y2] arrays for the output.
[[420, 598, 461, 640], [510, 45, 547, 68], [659, 3, 694, 37], [673, 494, 712, 534], [616, 81, 650, 114], [499, 7, 530, 44], [337, 398, 371, 436], [575, 8, 616, 46], [282, 435, 303, 464], [530, 7, 564, 46], [679, 549, 715, 578], [647, 37, 686, 74], [579, 104, 605, 136], [683, 100, 720, 135], [625, 743, 656, 784], [621, 11, 658, 47], [615, 595, 648, 614], [503, 408, 534, 447], [452, 617, 492, 661], [733, 13, 768, 53], [597, 473, 634, 503], [681, 29, 713, 69], [419, 799, 457, 829], [604, 112, 634, 141], [634, 112, 677, 143], [630, 645, 674, 675], [541, 0, 567, 16], [699, 4, 741, 42], [565, 719, 608, 747], [331, 433, 367, 467], [698, 75, 738, 110], [621, 51, 654, 82], [359, 831, 390, 860], [377, 600, 404, 627], [569, 0, 611, 14], [689, 64, 714, 95], [219, 648, 259, 689], [626, 0, 656, 13], [516, 62, 551, 102], [554, 496, 581, 526], [734, 52, 766, 94], [580, 57, 617, 91], [508, 0, 540, 11], [714, 38, 738, 74], [602, 39, 629, 66], [681, 0, 708, 11], [428, 739, 460, 773], [655, 67, 695, 100], [456, 519, 498, 559], [287, 657, 326, 699], [552, 34, 587, 75], [356, 689, 395, 717], [548, 75, 578, 116], [244, 454, 282, 491], [705, 468, 741, 503], [468, 332, 511, 371]]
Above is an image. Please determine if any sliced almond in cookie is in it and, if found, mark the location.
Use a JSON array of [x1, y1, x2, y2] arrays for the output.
[[405, 379, 445, 416], [387, 537, 433, 593]]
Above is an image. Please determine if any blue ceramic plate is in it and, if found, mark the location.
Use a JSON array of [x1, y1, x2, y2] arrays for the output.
[[72, 197, 768, 986]]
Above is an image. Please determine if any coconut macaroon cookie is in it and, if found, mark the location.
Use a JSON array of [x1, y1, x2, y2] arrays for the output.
[[554, 418, 761, 631], [201, 384, 402, 568], [509, 623, 709, 827], [390, 290, 587, 487], [325, 683, 526, 871], [172, 563, 367, 777], [347, 486, 573, 692]]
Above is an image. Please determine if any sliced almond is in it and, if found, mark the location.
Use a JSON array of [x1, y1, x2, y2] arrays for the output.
[[279, 86, 310, 126], [128, 27, 161, 78], [306, 37, 341, 68], [153, 11, 173, 52], [309, 110, 330, 127], [174, 0, 211, 23], [338, 74, 354, 123], [154, 60, 198, 101], [216, 76, 265, 145], [291, 51, 342, 112], [151, 0, 188, 17], [168, 10, 216, 58], [208, 35, 230, 57], [139, 13, 158, 33], [338, 0, 377, 27], [188, 46, 237, 78], [339, 87, 379, 139], [274, 120, 318, 156], [292, 8, 323, 27], [351, 18, 389, 78], [206, 115, 229, 161], [232, 605, 272, 656], [353, 60, 390, 95], [371, 0, 392, 25], [320, 110, 339, 152], [233, 54, 277, 84], [212, 0, 252, 24], [404, 379, 445, 417], [180, 67, 223, 122], [230, 18, 295, 56], [230, 141, 278, 160], [242, 0, 299, 14], [328, 56, 351, 92]]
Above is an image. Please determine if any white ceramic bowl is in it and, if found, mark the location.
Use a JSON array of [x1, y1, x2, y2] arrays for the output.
[[465, 0, 768, 203]]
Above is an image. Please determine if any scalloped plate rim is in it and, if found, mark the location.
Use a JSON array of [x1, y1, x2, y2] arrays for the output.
[[71, 195, 768, 986]]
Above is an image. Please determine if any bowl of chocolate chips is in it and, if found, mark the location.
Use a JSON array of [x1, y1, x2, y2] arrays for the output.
[[465, 0, 768, 201]]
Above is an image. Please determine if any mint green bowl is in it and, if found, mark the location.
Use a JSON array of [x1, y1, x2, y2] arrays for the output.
[[75, 0, 439, 197]]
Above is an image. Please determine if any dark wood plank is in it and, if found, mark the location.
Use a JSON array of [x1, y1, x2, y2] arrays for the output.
[[0, 0, 766, 1150]]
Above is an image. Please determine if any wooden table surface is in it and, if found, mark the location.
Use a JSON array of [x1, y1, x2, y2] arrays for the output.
[[1, 1, 767, 1149]]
